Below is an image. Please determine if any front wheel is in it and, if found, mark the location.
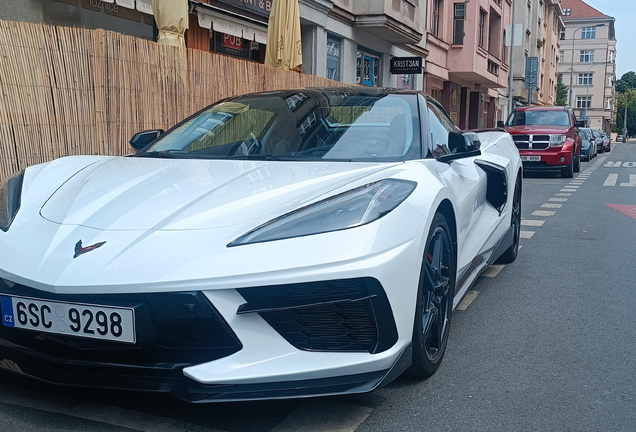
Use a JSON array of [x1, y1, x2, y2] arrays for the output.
[[574, 154, 581, 173], [409, 213, 455, 378], [496, 177, 521, 264], [561, 156, 574, 178]]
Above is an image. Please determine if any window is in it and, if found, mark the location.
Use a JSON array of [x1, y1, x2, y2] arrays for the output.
[[427, 101, 456, 158], [432, 0, 441, 38], [526, 4, 531, 33], [581, 26, 596, 39], [580, 50, 594, 63], [430, 88, 442, 103], [564, 8, 571, 16], [326, 35, 341, 81], [479, 9, 487, 48], [608, 51, 616, 63], [578, 73, 593, 85], [607, 99, 613, 110], [507, 110, 571, 127], [453, 3, 465, 44], [356, 50, 380, 87], [397, 74, 414, 90], [577, 96, 592, 108], [608, 75, 614, 87], [559, 50, 564, 63], [560, 28, 566, 40], [488, 9, 501, 58]]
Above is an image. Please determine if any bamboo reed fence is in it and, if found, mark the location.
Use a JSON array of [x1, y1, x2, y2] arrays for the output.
[[0, 20, 341, 180]]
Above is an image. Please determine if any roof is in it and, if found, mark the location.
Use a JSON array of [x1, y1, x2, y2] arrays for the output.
[[562, 0, 610, 20], [516, 106, 569, 112]]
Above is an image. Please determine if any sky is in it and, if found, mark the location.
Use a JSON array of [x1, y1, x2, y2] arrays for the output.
[[583, 0, 634, 78]]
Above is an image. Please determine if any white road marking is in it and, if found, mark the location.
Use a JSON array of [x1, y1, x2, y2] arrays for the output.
[[620, 174, 636, 187], [521, 219, 545, 226], [481, 265, 505, 278], [555, 193, 572, 196], [541, 203, 563, 208], [456, 291, 480, 311], [624, 162, 636, 168], [271, 400, 372, 432], [532, 210, 556, 216], [518, 245, 523, 251], [565, 185, 580, 188], [549, 198, 568, 202], [0, 385, 220, 432], [605, 161, 622, 167], [520, 231, 535, 239], [603, 173, 619, 187], [560, 189, 577, 192]]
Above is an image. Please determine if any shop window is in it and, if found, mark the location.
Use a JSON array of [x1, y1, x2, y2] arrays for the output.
[[43, 0, 155, 40], [212, 32, 265, 63], [397, 74, 414, 90], [356, 50, 380, 87], [327, 35, 341, 81]]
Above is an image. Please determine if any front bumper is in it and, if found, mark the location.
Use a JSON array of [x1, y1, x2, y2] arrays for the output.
[[0, 276, 407, 402], [519, 149, 571, 170]]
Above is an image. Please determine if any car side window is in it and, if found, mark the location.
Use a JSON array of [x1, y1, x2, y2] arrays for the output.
[[427, 101, 454, 158]]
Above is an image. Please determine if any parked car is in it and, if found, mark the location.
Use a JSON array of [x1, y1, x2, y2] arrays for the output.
[[501, 106, 582, 178], [579, 128, 596, 161], [0, 88, 523, 402], [591, 129, 604, 153], [617, 135, 624, 143], [601, 131, 611, 153]]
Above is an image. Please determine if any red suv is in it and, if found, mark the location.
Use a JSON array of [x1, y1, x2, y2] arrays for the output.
[[502, 107, 583, 178]]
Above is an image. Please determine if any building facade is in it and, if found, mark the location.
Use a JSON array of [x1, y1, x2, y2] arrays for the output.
[[509, 0, 564, 109], [557, 0, 617, 132], [425, 0, 512, 129], [3, 1, 429, 90]]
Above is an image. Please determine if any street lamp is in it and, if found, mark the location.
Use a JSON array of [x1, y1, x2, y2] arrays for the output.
[[567, 23, 605, 107]]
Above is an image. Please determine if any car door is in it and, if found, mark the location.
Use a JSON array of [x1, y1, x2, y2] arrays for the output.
[[423, 98, 488, 287]]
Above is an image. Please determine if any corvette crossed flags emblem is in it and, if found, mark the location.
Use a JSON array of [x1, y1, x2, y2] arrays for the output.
[[73, 240, 106, 259]]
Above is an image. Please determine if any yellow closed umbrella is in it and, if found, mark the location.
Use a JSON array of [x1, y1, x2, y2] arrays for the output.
[[265, 0, 303, 70], [152, 0, 189, 48]]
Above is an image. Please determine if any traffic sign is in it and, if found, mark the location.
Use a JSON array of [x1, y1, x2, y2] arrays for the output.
[[525, 57, 539, 91]]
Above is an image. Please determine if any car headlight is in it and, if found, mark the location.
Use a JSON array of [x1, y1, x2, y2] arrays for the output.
[[228, 179, 416, 247], [550, 134, 567, 147], [0, 171, 24, 232]]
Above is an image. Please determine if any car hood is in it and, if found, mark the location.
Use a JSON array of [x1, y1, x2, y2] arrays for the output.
[[38, 157, 399, 231], [505, 125, 570, 135]]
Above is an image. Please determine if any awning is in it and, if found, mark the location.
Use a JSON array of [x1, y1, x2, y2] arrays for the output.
[[115, 0, 135, 9], [197, 9, 267, 43]]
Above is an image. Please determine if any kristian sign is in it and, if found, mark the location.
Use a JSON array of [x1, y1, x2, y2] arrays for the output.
[[390, 57, 423, 74]]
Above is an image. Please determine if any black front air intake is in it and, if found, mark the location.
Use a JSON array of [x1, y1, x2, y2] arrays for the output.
[[237, 278, 398, 354], [0, 281, 242, 368]]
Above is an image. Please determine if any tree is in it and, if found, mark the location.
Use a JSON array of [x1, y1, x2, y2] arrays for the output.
[[615, 71, 636, 94], [556, 75, 568, 106], [614, 89, 636, 135]]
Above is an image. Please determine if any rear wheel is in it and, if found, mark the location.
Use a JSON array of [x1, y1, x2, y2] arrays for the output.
[[496, 177, 521, 264], [561, 155, 574, 178], [409, 213, 455, 378]]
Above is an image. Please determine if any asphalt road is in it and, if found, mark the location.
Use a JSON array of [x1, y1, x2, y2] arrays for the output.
[[1, 141, 635, 432]]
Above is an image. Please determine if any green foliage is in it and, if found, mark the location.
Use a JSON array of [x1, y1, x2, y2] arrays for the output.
[[615, 89, 636, 135], [616, 71, 636, 94], [556, 75, 568, 106]]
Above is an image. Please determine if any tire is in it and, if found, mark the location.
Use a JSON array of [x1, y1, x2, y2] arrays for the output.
[[496, 177, 522, 264], [561, 156, 574, 178], [599, 147, 604, 154], [574, 154, 581, 173], [409, 213, 455, 379]]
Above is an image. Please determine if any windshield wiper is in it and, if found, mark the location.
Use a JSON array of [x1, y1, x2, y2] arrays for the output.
[[228, 154, 284, 161], [135, 150, 192, 158]]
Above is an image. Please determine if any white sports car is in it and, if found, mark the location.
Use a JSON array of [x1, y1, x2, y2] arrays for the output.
[[0, 88, 521, 402]]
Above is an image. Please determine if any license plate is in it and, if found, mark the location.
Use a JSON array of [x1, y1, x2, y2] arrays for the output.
[[0, 295, 135, 344], [521, 156, 541, 162]]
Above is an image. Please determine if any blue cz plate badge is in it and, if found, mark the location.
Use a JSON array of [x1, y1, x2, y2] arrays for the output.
[[1, 295, 15, 327]]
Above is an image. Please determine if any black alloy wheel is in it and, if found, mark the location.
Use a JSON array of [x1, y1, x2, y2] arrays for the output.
[[410, 213, 455, 378], [496, 177, 522, 264]]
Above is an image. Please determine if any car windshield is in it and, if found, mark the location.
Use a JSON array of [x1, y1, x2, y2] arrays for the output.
[[580, 128, 592, 139], [507, 110, 571, 127], [136, 90, 420, 162]]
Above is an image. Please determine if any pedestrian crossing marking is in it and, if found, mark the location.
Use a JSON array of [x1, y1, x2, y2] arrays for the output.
[[603, 173, 618, 187]]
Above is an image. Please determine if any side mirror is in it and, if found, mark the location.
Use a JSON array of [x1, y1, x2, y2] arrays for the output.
[[130, 129, 164, 151], [574, 120, 585, 128], [497, 121, 505, 128], [438, 131, 482, 163]]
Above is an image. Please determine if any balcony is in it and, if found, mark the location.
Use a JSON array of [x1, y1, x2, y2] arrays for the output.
[[351, 0, 423, 44]]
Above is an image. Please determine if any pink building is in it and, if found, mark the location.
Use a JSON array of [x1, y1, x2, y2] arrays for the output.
[[426, 0, 512, 128]]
